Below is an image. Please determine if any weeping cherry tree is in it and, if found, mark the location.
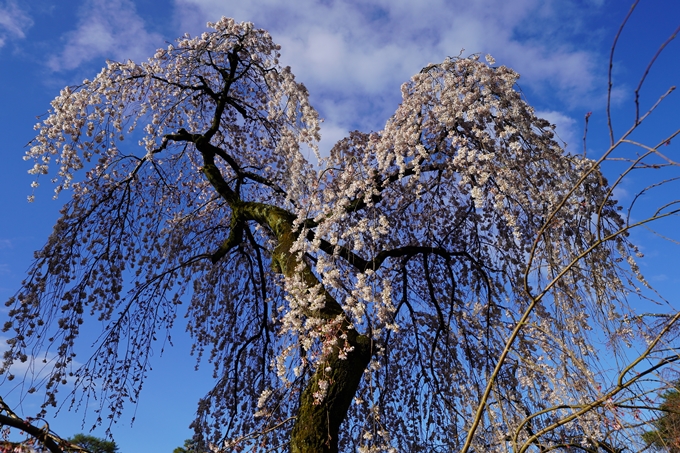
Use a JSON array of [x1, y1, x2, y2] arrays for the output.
[[3, 11, 680, 453]]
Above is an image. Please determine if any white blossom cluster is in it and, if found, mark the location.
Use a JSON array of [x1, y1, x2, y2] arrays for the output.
[[3, 19, 665, 453]]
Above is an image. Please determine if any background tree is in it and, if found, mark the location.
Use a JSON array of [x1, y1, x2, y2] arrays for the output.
[[1, 6, 679, 453], [172, 438, 203, 453], [66, 435, 117, 453], [643, 383, 680, 452]]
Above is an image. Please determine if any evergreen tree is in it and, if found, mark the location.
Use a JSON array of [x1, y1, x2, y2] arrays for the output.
[[644, 384, 680, 452]]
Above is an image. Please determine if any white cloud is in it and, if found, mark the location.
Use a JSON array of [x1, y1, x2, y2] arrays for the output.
[[535, 110, 579, 152], [0, 0, 32, 48], [171, 0, 606, 144], [0, 336, 53, 382], [48, 0, 163, 71], [318, 121, 350, 157], [0, 335, 84, 392], [611, 186, 629, 203], [172, 0, 602, 95]]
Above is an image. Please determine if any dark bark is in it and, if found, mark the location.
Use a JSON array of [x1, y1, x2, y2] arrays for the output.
[[290, 334, 372, 453]]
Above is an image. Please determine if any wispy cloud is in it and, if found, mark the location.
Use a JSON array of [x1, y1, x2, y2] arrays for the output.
[[172, 0, 607, 153], [536, 110, 579, 152], [0, 336, 82, 392], [48, 0, 162, 71], [0, 0, 32, 48]]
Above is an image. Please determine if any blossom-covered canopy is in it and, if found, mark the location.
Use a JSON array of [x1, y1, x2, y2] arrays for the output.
[[4, 18, 651, 452]]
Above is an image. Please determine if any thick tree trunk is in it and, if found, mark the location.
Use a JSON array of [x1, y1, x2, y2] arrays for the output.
[[290, 332, 372, 452]]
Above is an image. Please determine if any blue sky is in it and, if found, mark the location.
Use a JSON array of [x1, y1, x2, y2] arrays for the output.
[[0, 0, 678, 451]]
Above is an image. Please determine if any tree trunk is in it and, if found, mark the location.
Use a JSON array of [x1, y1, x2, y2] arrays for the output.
[[243, 202, 373, 452], [290, 333, 372, 452]]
